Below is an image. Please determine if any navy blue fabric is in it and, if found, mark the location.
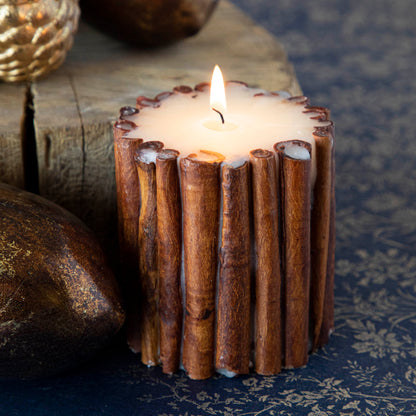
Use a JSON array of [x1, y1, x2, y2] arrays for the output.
[[2, 1, 416, 414]]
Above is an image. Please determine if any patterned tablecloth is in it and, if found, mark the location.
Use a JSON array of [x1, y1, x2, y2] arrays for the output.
[[2, 1, 416, 415]]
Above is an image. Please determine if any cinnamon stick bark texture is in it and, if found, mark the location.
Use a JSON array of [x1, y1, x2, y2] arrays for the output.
[[310, 125, 334, 350], [156, 149, 183, 374], [215, 162, 251, 375], [135, 141, 163, 366], [180, 151, 224, 380], [113, 114, 142, 352], [250, 149, 282, 375], [275, 140, 311, 368], [318, 126, 336, 347]]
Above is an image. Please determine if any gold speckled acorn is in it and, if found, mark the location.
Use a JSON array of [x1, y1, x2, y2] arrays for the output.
[[0, 0, 80, 83]]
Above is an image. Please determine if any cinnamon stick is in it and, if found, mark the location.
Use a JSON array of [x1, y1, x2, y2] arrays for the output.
[[303, 107, 335, 348], [135, 141, 164, 366], [215, 162, 251, 375], [318, 125, 336, 347], [156, 149, 182, 374], [180, 151, 224, 380], [275, 140, 311, 368], [113, 116, 142, 352], [250, 149, 282, 375], [310, 125, 334, 350]]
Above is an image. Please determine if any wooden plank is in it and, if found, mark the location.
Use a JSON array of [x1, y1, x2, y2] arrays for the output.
[[32, 74, 84, 217], [30, 0, 301, 246], [0, 84, 26, 188]]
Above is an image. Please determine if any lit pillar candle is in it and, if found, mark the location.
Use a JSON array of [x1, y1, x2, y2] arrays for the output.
[[114, 66, 335, 379], [123, 66, 330, 174]]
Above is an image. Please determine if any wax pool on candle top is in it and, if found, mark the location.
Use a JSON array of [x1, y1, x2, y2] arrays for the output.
[[125, 82, 330, 171]]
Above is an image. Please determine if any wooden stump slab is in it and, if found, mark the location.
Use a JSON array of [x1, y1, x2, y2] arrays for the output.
[[0, 84, 26, 189], [0, 0, 301, 248]]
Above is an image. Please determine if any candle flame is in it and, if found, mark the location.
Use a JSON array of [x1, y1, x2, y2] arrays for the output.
[[210, 65, 226, 117]]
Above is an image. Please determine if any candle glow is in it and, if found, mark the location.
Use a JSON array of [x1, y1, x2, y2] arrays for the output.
[[210, 65, 226, 123]]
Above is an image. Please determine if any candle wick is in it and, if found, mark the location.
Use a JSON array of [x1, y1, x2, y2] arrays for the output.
[[212, 108, 225, 124]]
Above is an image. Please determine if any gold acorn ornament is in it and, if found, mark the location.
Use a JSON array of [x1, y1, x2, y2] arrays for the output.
[[0, 0, 80, 83]]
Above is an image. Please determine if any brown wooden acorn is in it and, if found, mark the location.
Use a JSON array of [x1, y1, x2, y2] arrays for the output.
[[0, 183, 125, 379], [80, 0, 218, 47], [0, 0, 80, 82]]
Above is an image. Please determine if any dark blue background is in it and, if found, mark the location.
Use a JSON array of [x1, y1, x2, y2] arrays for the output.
[[2, 1, 416, 415]]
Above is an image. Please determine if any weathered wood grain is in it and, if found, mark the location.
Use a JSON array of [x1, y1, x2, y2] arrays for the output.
[[0, 84, 26, 188], [32, 75, 83, 216]]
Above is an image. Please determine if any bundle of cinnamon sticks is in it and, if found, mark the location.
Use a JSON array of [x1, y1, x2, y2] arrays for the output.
[[114, 88, 335, 380]]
